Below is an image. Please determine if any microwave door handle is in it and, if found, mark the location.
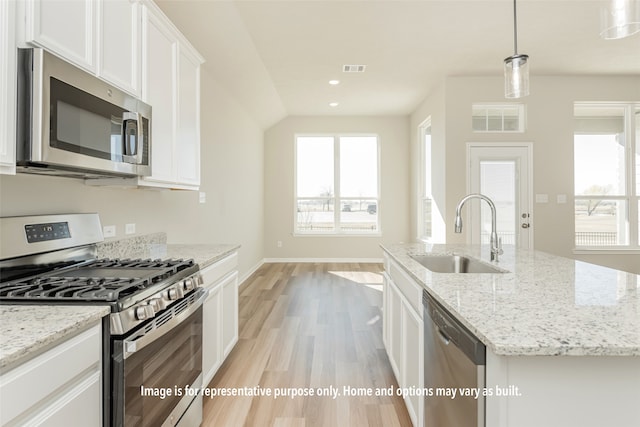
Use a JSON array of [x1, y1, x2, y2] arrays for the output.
[[134, 112, 144, 164], [121, 112, 142, 163]]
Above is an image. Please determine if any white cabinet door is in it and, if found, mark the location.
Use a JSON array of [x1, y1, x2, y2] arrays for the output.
[[141, 5, 177, 184], [0, 325, 102, 426], [99, 0, 141, 96], [139, 1, 203, 190], [175, 45, 201, 186], [221, 271, 239, 357], [384, 256, 425, 427], [25, 0, 96, 72], [203, 283, 222, 386], [200, 252, 239, 386], [389, 277, 403, 381], [1, 0, 16, 174], [402, 300, 423, 427]]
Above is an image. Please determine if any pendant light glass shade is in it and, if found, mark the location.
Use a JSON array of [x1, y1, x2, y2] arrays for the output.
[[504, 0, 529, 98], [504, 54, 529, 98], [600, 0, 640, 39]]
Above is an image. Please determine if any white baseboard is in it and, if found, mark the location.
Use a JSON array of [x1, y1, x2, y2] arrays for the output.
[[263, 257, 383, 264], [239, 259, 265, 288]]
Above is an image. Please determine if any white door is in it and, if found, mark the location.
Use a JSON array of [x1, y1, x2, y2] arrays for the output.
[[468, 143, 533, 249]]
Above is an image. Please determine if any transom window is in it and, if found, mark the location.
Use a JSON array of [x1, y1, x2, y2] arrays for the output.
[[472, 103, 525, 132], [573, 103, 639, 249], [295, 135, 379, 234]]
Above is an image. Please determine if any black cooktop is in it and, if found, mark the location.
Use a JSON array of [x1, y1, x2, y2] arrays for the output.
[[0, 258, 196, 303]]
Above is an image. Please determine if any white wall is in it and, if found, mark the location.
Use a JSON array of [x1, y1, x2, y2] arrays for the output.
[[263, 116, 410, 260], [410, 75, 640, 273], [0, 67, 265, 279]]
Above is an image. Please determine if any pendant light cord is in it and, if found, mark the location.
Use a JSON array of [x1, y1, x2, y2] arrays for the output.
[[513, 0, 518, 55]]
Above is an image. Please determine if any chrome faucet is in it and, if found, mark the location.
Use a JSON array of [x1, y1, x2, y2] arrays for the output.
[[454, 193, 503, 262]]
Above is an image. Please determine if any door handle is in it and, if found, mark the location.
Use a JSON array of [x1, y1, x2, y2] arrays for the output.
[[521, 223, 530, 229]]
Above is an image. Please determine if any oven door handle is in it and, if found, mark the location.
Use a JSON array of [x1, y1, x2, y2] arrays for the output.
[[123, 287, 208, 359]]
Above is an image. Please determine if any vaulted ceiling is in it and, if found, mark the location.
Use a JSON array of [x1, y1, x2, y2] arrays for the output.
[[156, 0, 640, 128]]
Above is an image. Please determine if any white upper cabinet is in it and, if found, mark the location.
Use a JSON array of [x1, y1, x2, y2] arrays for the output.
[[175, 45, 201, 186], [98, 0, 141, 96], [24, 0, 97, 73], [22, 0, 140, 96], [139, 0, 203, 190], [141, 5, 177, 184], [1, 0, 16, 175]]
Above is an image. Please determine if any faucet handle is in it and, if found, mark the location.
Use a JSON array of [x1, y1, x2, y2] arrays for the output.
[[498, 237, 504, 255]]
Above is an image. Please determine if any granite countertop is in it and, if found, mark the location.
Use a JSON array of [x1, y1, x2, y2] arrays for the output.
[[382, 243, 640, 357], [0, 305, 109, 372], [1, 237, 240, 373]]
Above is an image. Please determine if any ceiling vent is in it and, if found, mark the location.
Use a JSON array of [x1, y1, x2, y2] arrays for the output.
[[342, 64, 366, 73]]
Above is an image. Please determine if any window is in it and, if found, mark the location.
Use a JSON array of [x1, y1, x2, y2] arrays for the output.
[[419, 119, 433, 241], [472, 103, 525, 132], [295, 135, 379, 234], [574, 103, 639, 249]]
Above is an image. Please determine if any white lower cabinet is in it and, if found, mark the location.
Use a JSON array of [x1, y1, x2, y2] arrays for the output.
[[201, 252, 239, 386], [383, 254, 424, 427], [0, 324, 102, 427]]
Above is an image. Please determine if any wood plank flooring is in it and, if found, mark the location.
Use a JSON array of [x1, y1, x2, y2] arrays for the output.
[[202, 263, 412, 427]]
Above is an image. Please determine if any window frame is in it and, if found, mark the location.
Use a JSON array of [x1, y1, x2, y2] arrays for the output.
[[294, 133, 381, 236], [573, 102, 639, 253], [472, 103, 526, 133]]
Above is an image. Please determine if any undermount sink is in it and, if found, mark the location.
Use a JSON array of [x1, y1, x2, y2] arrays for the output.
[[410, 254, 506, 274]]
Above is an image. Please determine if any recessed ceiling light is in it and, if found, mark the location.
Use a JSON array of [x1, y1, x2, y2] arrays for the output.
[[329, 80, 340, 85], [329, 102, 339, 107]]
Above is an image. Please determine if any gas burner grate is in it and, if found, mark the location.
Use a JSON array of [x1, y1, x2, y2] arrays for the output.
[[0, 257, 196, 302]]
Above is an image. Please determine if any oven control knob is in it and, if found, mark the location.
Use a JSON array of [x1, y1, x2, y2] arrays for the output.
[[148, 298, 166, 312], [135, 305, 155, 321], [167, 287, 184, 300], [183, 277, 196, 292]]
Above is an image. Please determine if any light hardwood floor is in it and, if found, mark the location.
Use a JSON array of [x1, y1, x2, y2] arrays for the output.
[[202, 262, 412, 427]]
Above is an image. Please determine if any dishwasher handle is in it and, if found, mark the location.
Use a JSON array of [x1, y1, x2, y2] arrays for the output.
[[423, 289, 486, 365]]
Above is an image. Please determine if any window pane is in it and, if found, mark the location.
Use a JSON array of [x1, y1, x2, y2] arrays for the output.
[[296, 136, 333, 197], [480, 161, 517, 245], [574, 106, 625, 196], [575, 199, 628, 246], [424, 126, 432, 197], [297, 199, 334, 232], [339, 199, 378, 232], [339, 136, 378, 197], [423, 198, 432, 239]]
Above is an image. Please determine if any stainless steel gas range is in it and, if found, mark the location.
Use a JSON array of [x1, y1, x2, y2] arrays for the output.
[[0, 214, 205, 427]]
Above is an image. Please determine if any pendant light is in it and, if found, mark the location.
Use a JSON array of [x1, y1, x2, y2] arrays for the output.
[[600, 0, 640, 39], [504, 0, 529, 98]]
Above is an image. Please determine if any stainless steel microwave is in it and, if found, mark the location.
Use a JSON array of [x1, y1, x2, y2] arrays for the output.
[[16, 48, 151, 179]]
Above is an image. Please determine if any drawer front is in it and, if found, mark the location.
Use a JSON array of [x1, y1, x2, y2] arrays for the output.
[[201, 252, 238, 288], [388, 259, 423, 318], [0, 324, 101, 425]]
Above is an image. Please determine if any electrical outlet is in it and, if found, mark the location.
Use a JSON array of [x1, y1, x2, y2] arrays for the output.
[[199, 192, 206, 204], [125, 223, 136, 235], [277, 240, 283, 248], [103, 225, 116, 238]]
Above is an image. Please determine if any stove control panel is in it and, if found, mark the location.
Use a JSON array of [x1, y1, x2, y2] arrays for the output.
[[25, 221, 71, 243]]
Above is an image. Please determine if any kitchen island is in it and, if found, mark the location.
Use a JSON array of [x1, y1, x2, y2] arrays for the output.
[[381, 243, 639, 427]]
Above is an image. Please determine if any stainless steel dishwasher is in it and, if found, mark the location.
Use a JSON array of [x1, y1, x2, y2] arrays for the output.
[[423, 290, 486, 427]]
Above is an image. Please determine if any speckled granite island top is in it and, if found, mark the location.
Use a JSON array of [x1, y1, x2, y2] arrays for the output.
[[0, 305, 109, 372], [382, 243, 640, 357]]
